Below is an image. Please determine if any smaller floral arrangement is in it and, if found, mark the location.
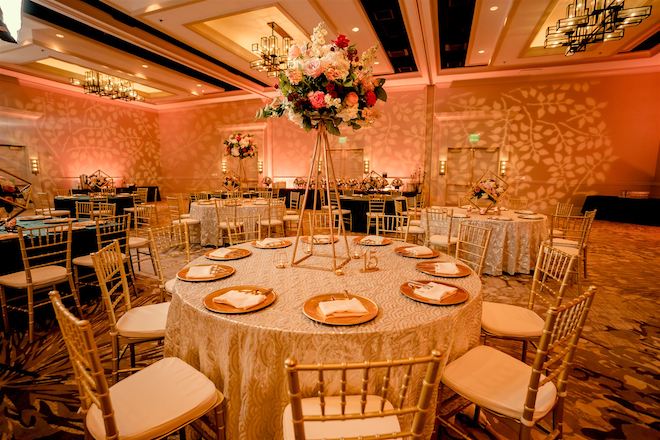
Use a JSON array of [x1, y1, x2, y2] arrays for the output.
[[262, 176, 272, 187], [391, 178, 403, 189], [293, 177, 307, 188], [223, 174, 240, 189], [224, 133, 257, 159], [0, 176, 18, 198], [347, 178, 360, 188]]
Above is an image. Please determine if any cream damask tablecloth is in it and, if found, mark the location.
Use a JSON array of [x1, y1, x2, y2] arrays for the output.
[[189, 201, 270, 246], [164, 237, 482, 439], [423, 208, 548, 276]]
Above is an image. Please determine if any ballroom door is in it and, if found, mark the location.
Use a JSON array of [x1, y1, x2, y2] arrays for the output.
[[446, 146, 499, 205], [328, 147, 363, 179]]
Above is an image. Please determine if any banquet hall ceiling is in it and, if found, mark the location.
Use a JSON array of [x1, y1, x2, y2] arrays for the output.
[[0, 0, 658, 107]]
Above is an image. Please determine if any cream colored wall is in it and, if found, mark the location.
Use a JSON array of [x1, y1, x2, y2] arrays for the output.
[[0, 75, 160, 194]]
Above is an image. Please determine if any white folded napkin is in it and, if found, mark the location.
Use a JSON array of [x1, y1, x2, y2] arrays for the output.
[[434, 262, 460, 274], [213, 290, 266, 309], [185, 265, 214, 278], [256, 238, 283, 247], [405, 245, 434, 256], [361, 235, 384, 244], [209, 248, 234, 258], [318, 298, 368, 318], [414, 282, 457, 301]]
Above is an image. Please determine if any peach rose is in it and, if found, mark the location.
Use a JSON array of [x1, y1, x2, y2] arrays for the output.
[[344, 91, 359, 107], [288, 45, 302, 59]]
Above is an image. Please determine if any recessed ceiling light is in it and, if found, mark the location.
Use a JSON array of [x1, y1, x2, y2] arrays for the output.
[[374, 61, 380, 65], [352, 27, 359, 32], [191, 91, 199, 96], [478, 49, 486, 54], [55, 33, 64, 38], [490, 6, 499, 11], [196, 84, 202, 87], [141, 64, 148, 68]]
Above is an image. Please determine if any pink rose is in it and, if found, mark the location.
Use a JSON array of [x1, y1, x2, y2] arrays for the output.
[[303, 58, 323, 78], [288, 45, 301, 59], [308, 91, 326, 109], [344, 91, 359, 107]]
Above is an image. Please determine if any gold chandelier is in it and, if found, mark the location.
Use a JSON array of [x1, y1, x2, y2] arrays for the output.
[[70, 70, 143, 101], [250, 22, 292, 77], [545, 0, 652, 56]]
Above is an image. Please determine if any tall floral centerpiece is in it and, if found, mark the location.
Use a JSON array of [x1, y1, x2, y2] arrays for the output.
[[257, 22, 387, 272], [224, 132, 257, 186], [469, 171, 509, 214]]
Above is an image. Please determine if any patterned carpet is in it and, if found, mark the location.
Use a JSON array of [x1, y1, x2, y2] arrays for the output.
[[1, 220, 658, 439]]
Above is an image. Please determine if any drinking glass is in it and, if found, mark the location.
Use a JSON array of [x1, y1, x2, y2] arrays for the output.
[[273, 250, 288, 268]]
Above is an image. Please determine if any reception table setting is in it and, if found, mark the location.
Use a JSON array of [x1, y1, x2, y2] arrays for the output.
[[165, 236, 482, 438]]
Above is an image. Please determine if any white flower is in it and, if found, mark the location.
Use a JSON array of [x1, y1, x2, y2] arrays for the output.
[[286, 108, 304, 127], [324, 94, 341, 108], [231, 147, 240, 157]]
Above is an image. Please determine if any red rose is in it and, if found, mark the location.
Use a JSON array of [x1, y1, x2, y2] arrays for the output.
[[333, 34, 350, 48], [365, 90, 377, 107]]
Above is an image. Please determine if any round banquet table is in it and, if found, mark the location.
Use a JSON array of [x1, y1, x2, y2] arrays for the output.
[[422, 207, 548, 276], [164, 237, 483, 439], [189, 200, 271, 246]]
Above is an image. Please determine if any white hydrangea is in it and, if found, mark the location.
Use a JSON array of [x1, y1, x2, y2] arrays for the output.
[[324, 94, 341, 108]]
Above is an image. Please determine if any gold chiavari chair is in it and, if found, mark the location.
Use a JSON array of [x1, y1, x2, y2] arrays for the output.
[[425, 207, 458, 253], [100, 187, 116, 197], [0, 223, 81, 342], [394, 200, 424, 242], [49, 290, 226, 440], [33, 192, 70, 217], [91, 240, 168, 382], [226, 214, 261, 245], [214, 199, 238, 246], [272, 187, 281, 198], [257, 190, 272, 199], [149, 223, 190, 299], [455, 222, 492, 276], [72, 214, 133, 291], [190, 192, 210, 202], [554, 201, 574, 216], [283, 350, 443, 440], [377, 213, 409, 241], [329, 190, 352, 231], [283, 194, 301, 233], [92, 202, 116, 219], [258, 198, 285, 238], [286, 192, 301, 215], [128, 204, 156, 274], [481, 243, 578, 361], [75, 201, 94, 219], [365, 195, 386, 235], [548, 210, 596, 280], [439, 287, 596, 440], [303, 210, 339, 237], [166, 194, 201, 243]]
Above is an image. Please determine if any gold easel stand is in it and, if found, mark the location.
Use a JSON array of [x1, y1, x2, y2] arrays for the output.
[[291, 125, 351, 272], [0, 169, 32, 226], [237, 160, 248, 190]]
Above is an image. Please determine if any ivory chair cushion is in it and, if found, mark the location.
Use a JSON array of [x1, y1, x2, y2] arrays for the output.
[[116, 302, 170, 338], [285, 209, 298, 215], [552, 245, 579, 257], [73, 253, 128, 268], [217, 221, 244, 229], [442, 345, 557, 421], [429, 234, 459, 246], [409, 219, 422, 226], [173, 218, 200, 225], [128, 236, 150, 249], [398, 225, 425, 234], [259, 219, 284, 226], [86, 357, 218, 440], [35, 209, 70, 217], [282, 395, 400, 440], [164, 278, 176, 295], [551, 238, 579, 247], [283, 214, 299, 221], [481, 302, 545, 338], [0, 266, 68, 289], [123, 207, 137, 213], [179, 214, 191, 219]]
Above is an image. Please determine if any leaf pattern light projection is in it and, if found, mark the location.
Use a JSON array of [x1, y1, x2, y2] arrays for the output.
[[440, 81, 615, 211]]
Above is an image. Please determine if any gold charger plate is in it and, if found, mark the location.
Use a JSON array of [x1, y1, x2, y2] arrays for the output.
[[203, 285, 276, 314], [302, 235, 339, 244], [352, 236, 393, 246], [176, 264, 235, 282], [205, 247, 252, 261], [303, 293, 378, 326], [394, 246, 440, 259], [415, 261, 472, 278], [19, 215, 51, 221], [400, 280, 469, 306], [251, 239, 292, 249]]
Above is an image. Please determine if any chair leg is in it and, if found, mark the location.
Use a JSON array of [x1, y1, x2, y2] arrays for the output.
[[0, 285, 9, 334], [213, 400, 226, 440], [111, 332, 120, 384], [68, 274, 83, 318], [27, 286, 35, 343], [521, 340, 528, 362], [129, 343, 136, 369]]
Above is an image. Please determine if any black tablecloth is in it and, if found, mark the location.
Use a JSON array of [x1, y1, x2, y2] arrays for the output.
[[54, 195, 135, 215], [582, 195, 660, 226], [339, 197, 401, 233], [71, 186, 160, 201]]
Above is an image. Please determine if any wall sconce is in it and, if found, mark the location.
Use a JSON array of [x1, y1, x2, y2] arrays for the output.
[[258, 160, 263, 174], [499, 160, 507, 177], [30, 157, 39, 175], [363, 160, 370, 173], [439, 160, 446, 176], [221, 160, 227, 173]]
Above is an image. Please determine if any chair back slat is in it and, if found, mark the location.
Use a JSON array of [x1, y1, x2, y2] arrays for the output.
[[377, 214, 408, 241], [284, 351, 443, 440], [135, 187, 149, 204], [226, 214, 262, 245], [18, 223, 73, 276], [425, 208, 454, 244], [75, 201, 94, 219], [96, 214, 131, 253], [49, 291, 119, 440], [529, 244, 577, 308]]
